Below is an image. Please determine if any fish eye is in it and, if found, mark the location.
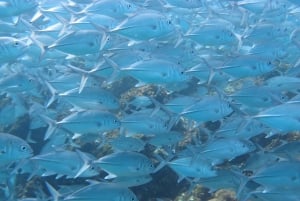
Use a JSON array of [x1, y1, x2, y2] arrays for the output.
[[180, 71, 184, 75], [127, 4, 131, 9], [20, 145, 28, 152], [14, 41, 19, 46], [267, 61, 272, 65], [168, 20, 172, 24], [113, 119, 118, 124]]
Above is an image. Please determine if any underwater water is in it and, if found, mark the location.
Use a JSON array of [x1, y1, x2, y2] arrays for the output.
[[0, 0, 300, 200]]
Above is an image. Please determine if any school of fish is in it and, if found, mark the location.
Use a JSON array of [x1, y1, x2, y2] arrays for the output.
[[0, 0, 300, 201]]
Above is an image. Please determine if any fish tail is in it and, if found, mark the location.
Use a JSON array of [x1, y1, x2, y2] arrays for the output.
[[39, 114, 57, 140]]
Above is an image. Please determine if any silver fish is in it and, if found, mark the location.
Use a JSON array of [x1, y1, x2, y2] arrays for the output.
[[94, 151, 155, 179], [64, 183, 138, 201], [0, 133, 33, 167]]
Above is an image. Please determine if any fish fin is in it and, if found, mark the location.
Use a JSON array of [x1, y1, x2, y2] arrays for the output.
[[45, 182, 61, 201], [66, 65, 90, 93], [28, 31, 47, 59], [153, 160, 167, 174], [42, 171, 56, 177], [102, 56, 121, 86], [44, 81, 58, 108], [79, 74, 88, 94], [88, 22, 108, 50], [72, 133, 82, 140], [85, 179, 101, 185], [55, 174, 64, 179], [127, 40, 142, 46], [232, 168, 251, 200], [177, 175, 186, 183], [104, 173, 117, 179], [134, 82, 147, 87], [26, 131, 37, 144], [153, 152, 174, 174], [39, 114, 57, 140], [74, 149, 91, 178], [30, 9, 43, 24], [174, 31, 184, 48], [52, 14, 69, 37]]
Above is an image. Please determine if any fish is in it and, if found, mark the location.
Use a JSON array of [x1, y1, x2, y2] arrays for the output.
[[247, 188, 300, 201], [69, 14, 118, 30], [0, 0, 38, 18], [56, 86, 120, 110], [0, 72, 39, 94], [94, 151, 155, 179], [228, 85, 287, 113], [272, 141, 300, 161], [185, 24, 239, 47], [111, 174, 152, 187], [109, 136, 145, 152], [63, 183, 139, 201], [41, 110, 121, 139], [110, 10, 175, 42], [106, 57, 190, 87], [147, 131, 183, 148], [80, 0, 138, 19], [214, 114, 268, 139], [254, 102, 300, 132], [167, 156, 217, 182], [0, 133, 33, 167], [198, 138, 256, 165], [247, 161, 300, 189], [0, 37, 27, 64], [161, 0, 203, 9], [216, 55, 275, 79], [120, 110, 170, 136], [47, 30, 108, 55], [30, 149, 98, 178], [264, 75, 300, 94], [237, 0, 271, 14], [180, 95, 233, 123]]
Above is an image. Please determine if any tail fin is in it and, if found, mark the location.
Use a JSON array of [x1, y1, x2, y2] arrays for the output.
[[74, 149, 92, 178], [39, 114, 57, 140], [45, 182, 61, 201]]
